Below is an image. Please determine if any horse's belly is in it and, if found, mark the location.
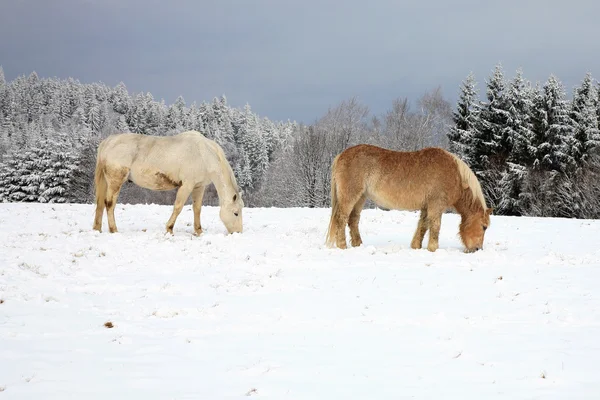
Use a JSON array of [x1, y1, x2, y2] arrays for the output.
[[367, 180, 427, 211], [368, 190, 422, 211], [129, 167, 182, 191]]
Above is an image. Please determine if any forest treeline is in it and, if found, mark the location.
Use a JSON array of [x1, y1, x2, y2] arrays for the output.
[[1, 64, 599, 218]]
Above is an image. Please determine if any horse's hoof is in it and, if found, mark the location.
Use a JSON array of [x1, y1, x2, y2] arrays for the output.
[[193, 230, 203, 236], [427, 244, 438, 252]]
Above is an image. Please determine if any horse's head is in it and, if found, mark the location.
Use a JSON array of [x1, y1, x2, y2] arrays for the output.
[[220, 192, 244, 234], [459, 207, 492, 253]]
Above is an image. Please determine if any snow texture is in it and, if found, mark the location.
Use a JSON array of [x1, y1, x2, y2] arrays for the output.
[[1, 203, 599, 399]]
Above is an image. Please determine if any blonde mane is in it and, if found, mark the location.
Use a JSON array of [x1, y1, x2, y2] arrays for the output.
[[447, 152, 487, 210]]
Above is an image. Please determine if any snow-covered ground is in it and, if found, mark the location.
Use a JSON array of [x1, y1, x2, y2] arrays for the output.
[[1, 203, 599, 399]]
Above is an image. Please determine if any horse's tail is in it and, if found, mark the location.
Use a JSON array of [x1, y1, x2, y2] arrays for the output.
[[448, 152, 487, 210], [325, 154, 341, 247]]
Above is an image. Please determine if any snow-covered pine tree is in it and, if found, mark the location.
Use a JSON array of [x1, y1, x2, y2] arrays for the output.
[[498, 162, 527, 216], [447, 72, 479, 164], [261, 117, 279, 161], [472, 64, 511, 171], [570, 73, 600, 170], [87, 98, 102, 134], [143, 93, 163, 135], [38, 134, 81, 203], [110, 82, 131, 116], [469, 64, 511, 209], [537, 75, 574, 173], [115, 114, 130, 132], [234, 149, 253, 190], [0, 131, 80, 203], [164, 103, 182, 132], [497, 69, 536, 215], [506, 69, 536, 166], [238, 104, 269, 191]]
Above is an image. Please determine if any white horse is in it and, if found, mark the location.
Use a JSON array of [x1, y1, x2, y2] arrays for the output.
[[92, 130, 244, 235]]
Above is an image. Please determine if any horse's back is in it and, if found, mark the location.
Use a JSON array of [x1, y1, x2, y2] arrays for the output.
[[97, 130, 225, 190], [98, 131, 206, 166], [97, 133, 149, 165]]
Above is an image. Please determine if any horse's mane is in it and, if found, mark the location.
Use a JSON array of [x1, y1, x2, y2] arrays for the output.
[[447, 152, 487, 211], [208, 140, 240, 195]]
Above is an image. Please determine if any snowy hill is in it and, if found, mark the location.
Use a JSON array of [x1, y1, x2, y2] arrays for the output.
[[1, 203, 599, 399]]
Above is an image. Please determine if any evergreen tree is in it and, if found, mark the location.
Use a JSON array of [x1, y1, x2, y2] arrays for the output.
[[469, 64, 511, 209], [0, 133, 80, 203], [472, 64, 511, 171], [234, 149, 253, 190], [498, 162, 527, 216], [496, 69, 537, 215], [537, 75, 574, 173], [110, 82, 131, 116], [570, 73, 600, 169], [238, 104, 269, 190], [506, 69, 536, 166], [87, 98, 102, 134], [115, 114, 130, 132], [447, 72, 479, 163]]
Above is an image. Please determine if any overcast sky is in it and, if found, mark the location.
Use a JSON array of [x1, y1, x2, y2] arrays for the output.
[[1, 0, 599, 123]]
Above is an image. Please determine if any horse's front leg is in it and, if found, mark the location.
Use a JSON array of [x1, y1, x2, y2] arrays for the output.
[[191, 185, 206, 236], [426, 210, 443, 252], [410, 207, 429, 249], [166, 185, 193, 234]]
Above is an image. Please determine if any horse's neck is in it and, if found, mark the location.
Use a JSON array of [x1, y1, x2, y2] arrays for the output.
[[210, 170, 236, 204], [454, 189, 483, 218]]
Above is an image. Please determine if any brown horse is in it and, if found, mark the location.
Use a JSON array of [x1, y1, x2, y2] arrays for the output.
[[325, 144, 492, 253]]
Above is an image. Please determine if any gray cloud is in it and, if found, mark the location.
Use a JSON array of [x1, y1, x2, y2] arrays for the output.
[[1, 0, 599, 122]]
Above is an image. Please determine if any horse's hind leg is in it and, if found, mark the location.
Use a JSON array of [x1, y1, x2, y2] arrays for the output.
[[105, 166, 129, 233], [166, 184, 194, 234], [93, 167, 108, 232], [93, 199, 105, 232], [191, 185, 205, 236], [410, 207, 429, 249], [348, 194, 367, 247], [335, 191, 364, 249]]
